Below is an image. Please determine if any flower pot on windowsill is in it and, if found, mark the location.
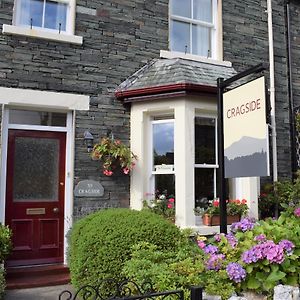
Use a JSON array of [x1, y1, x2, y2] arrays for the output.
[[202, 214, 240, 226]]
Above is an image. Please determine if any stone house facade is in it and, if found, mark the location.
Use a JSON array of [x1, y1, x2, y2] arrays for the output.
[[0, 0, 298, 267]]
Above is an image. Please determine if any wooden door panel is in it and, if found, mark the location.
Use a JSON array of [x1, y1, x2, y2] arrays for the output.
[[5, 130, 66, 266], [11, 219, 33, 251], [39, 219, 59, 250]]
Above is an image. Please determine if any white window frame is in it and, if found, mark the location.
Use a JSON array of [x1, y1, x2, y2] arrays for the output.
[[194, 115, 218, 200], [169, 0, 218, 59], [150, 118, 175, 196], [2, 0, 82, 44]]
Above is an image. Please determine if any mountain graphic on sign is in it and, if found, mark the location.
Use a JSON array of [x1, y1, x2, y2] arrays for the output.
[[224, 136, 269, 178], [224, 136, 267, 160]]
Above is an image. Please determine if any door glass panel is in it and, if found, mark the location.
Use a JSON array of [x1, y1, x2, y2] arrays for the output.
[[153, 121, 174, 168], [13, 137, 59, 202], [9, 110, 67, 126], [195, 117, 216, 164]]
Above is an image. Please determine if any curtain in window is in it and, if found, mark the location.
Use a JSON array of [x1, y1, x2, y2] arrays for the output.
[[18, 0, 43, 27], [193, 0, 212, 22], [45, 1, 67, 31]]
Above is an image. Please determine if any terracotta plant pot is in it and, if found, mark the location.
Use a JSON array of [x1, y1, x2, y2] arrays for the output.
[[202, 214, 240, 226]]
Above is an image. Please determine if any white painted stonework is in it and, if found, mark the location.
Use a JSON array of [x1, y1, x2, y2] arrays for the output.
[[273, 285, 300, 300]]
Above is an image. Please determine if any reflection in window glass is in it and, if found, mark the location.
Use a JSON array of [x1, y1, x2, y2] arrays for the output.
[[194, 168, 214, 209], [16, 0, 67, 31], [193, 0, 212, 22], [45, 1, 67, 31], [153, 122, 174, 166], [170, 20, 190, 54], [19, 0, 43, 27], [195, 117, 215, 164], [155, 174, 175, 198], [192, 25, 210, 57], [171, 0, 191, 18], [9, 110, 67, 127]]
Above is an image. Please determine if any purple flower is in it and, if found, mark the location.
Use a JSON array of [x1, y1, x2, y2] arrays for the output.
[[206, 254, 225, 271], [294, 207, 300, 217], [203, 245, 219, 254], [254, 234, 266, 242], [214, 233, 225, 242], [226, 263, 247, 283], [226, 233, 238, 248], [278, 240, 294, 254], [242, 240, 288, 265], [231, 217, 256, 233]]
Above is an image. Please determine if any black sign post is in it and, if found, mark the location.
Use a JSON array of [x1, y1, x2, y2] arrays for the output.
[[217, 63, 267, 234]]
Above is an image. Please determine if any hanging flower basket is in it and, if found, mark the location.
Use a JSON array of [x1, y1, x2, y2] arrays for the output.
[[91, 137, 137, 176]]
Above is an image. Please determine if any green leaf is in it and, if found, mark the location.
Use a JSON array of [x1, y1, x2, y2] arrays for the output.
[[285, 275, 298, 286], [247, 276, 261, 290], [266, 270, 286, 282]]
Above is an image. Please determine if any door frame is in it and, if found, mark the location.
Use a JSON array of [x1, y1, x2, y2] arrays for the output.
[[0, 107, 75, 265]]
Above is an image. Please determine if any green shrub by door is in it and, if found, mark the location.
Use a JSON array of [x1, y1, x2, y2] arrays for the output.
[[68, 208, 183, 290]]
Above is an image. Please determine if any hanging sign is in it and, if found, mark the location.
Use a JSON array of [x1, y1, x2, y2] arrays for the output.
[[223, 76, 270, 178]]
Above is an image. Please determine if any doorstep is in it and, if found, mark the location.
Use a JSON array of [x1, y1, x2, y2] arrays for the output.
[[190, 225, 233, 236]]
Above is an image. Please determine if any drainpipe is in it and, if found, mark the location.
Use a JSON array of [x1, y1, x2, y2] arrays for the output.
[[285, 0, 297, 178], [267, 0, 278, 183]]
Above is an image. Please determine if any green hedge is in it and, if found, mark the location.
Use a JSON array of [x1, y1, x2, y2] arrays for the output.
[[0, 224, 12, 299], [68, 208, 183, 289]]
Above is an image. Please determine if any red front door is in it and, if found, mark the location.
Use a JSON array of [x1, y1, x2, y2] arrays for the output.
[[5, 130, 66, 267]]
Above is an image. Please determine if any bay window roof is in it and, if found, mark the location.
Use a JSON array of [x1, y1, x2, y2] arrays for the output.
[[115, 58, 236, 102]]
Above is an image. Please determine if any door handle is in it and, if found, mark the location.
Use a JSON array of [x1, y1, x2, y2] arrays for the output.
[[53, 207, 59, 213]]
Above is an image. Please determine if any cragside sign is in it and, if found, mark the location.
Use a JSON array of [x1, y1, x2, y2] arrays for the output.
[[223, 76, 270, 178]]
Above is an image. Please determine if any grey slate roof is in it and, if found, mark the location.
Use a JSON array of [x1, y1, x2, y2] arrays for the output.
[[116, 58, 237, 92]]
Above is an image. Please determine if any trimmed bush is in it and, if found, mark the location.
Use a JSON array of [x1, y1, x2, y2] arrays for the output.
[[0, 267, 5, 300], [0, 224, 12, 299], [68, 208, 183, 289]]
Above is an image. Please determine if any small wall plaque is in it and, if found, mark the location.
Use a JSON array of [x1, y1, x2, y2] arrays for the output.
[[74, 180, 104, 197]]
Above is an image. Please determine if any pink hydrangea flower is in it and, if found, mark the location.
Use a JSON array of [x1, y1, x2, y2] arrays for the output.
[[103, 169, 113, 176], [294, 207, 300, 217]]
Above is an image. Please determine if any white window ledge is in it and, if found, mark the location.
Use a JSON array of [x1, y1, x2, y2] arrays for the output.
[[160, 50, 232, 67], [2, 24, 83, 45]]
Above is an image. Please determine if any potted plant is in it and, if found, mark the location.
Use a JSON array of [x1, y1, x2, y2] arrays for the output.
[[91, 137, 137, 176], [194, 207, 205, 226], [143, 192, 175, 223], [202, 199, 248, 226]]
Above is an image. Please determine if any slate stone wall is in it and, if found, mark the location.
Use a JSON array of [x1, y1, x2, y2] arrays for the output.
[[223, 0, 292, 179], [0, 0, 169, 217]]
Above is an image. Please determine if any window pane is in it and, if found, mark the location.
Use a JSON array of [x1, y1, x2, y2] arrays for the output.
[[195, 168, 214, 209], [45, 1, 67, 31], [18, 0, 43, 27], [193, 0, 212, 22], [170, 20, 190, 54], [153, 122, 174, 166], [195, 117, 215, 164], [13, 137, 59, 202], [192, 25, 211, 57], [9, 110, 67, 127], [155, 174, 175, 198], [171, 0, 191, 18]]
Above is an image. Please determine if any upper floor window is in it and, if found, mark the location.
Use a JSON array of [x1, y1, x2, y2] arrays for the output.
[[14, 0, 71, 33], [170, 0, 217, 58]]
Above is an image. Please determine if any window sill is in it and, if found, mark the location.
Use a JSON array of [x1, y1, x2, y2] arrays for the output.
[[160, 50, 232, 67], [2, 24, 83, 45]]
